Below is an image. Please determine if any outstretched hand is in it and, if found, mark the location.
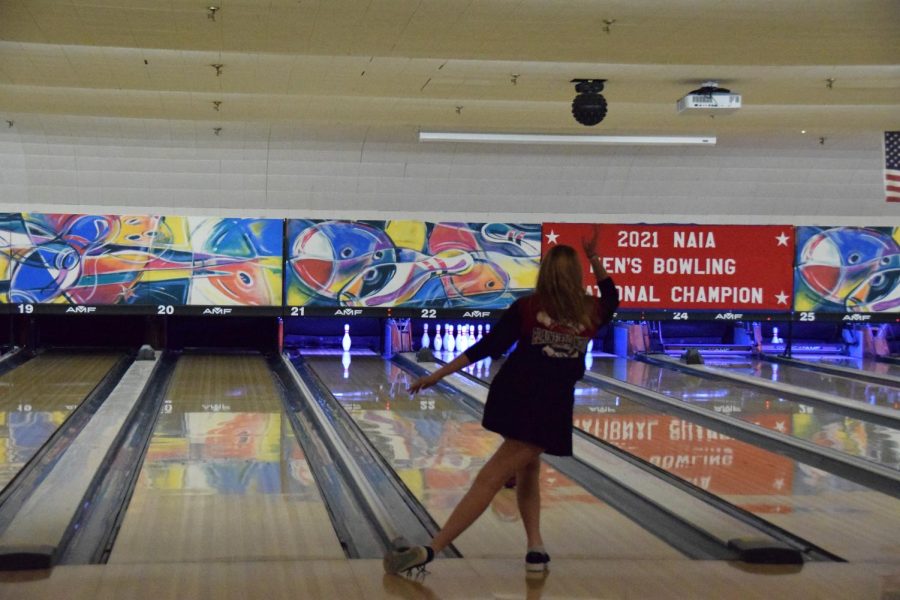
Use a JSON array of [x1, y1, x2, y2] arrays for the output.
[[408, 372, 440, 395], [581, 226, 600, 258]]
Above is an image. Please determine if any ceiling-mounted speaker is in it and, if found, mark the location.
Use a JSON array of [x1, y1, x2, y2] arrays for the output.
[[571, 79, 607, 126]]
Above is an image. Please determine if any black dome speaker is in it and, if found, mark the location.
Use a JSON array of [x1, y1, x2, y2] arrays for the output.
[[571, 79, 608, 126]]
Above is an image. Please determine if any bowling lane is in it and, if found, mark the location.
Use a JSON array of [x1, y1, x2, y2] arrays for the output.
[[0, 352, 121, 491], [305, 354, 681, 560], [800, 355, 900, 379], [108, 354, 344, 564], [468, 354, 900, 562], [700, 357, 899, 410], [588, 357, 900, 472]]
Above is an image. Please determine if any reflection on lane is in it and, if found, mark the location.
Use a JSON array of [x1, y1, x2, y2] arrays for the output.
[[0, 353, 120, 490], [703, 357, 900, 410], [470, 354, 900, 562], [589, 357, 900, 472], [571, 370, 900, 562], [809, 355, 900, 379], [109, 354, 342, 564], [307, 355, 679, 560]]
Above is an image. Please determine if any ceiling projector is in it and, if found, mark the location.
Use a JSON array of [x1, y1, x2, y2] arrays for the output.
[[677, 81, 741, 115]]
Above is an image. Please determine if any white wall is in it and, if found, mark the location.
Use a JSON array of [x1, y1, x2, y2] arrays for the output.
[[0, 118, 895, 225]]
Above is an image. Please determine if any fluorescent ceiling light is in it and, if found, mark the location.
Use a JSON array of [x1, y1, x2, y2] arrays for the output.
[[419, 132, 716, 145]]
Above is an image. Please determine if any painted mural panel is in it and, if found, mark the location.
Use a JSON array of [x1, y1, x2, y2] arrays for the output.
[[285, 220, 540, 309], [0, 214, 282, 306], [0, 213, 12, 293], [795, 226, 899, 313]]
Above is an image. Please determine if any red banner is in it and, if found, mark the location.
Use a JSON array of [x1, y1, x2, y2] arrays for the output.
[[543, 224, 795, 310]]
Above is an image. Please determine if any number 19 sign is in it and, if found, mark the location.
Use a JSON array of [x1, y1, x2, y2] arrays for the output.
[[543, 223, 795, 311]]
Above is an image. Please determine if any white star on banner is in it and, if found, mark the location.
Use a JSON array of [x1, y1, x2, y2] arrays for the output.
[[545, 230, 559, 245], [775, 232, 790, 246], [774, 421, 787, 432], [775, 291, 789, 305], [773, 478, 784, 490]]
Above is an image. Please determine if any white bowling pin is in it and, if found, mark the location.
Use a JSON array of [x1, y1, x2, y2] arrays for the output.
[[421, 323, 431, 349], [485, 324, 491, 336], [434, 324, 443, 351], [342, 351, 351, 378], [772, 327, 780, 344], [443, 323, 452, 350], [446, 324, 455, 352], [342, 323, 352, 351], [587, 338, 594, 354], [477, 324, 483, 340], [468, 325, 476, 347], [455, 324, 464, 351], [585, 352, 594, 370]]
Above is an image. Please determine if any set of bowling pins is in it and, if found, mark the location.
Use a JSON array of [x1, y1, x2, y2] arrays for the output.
[[420, 323, 489, 353]]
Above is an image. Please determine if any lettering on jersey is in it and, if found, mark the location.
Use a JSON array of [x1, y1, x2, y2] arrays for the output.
[[532, 328, 588, 358]]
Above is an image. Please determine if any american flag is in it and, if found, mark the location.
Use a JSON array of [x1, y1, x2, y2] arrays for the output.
[[886, 131, 900, 202]]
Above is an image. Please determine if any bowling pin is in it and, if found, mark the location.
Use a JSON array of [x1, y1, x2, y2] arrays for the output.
[[342, 351, 351, 378], [342, 323, 352, 351], [455, 324, 464, 351], [434, 324, 443, 352], [468, 325, 476, 347], [446, 324, 455, 352], [772, 327, 780, 344], [587, 337, 594, 354], [585, 352, 594, 370], [477, 324, 483, 340], [485, 323, 491, 336], [421, 323, 431, 349], [443, 324, 452, 350]]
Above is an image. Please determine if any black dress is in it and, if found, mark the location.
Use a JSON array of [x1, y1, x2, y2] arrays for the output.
[[463, 277, 619, 456]]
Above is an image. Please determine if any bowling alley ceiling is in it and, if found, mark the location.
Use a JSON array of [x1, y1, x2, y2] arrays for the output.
[[0, 0, 898, 140]]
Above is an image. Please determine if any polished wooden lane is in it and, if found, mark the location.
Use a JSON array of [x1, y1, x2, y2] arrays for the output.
[[1, 558, 897, 599], [0, 352, 121, 490], [0, 359, 158, 557], [581, 357, 900, 563], [308, 355, 681, 561], [587, 357, 900, 471], [108, 354, 344, 564], [702, 357, 900, 408]]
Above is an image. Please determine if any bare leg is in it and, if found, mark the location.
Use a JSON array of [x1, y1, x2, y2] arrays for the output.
[[430, 438, 543, 553], [515, 456, 543, 548]]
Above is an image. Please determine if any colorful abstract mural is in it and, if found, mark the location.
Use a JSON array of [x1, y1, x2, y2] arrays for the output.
[[0, 214, 282, 306], [795, 226, 900, 313], [285, 220, 541, 309]]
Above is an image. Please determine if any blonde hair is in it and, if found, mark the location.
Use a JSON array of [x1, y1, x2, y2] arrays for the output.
[[535, 245, 594, 329]]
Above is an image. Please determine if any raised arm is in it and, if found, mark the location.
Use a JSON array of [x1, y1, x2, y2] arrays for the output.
[[581, 226, 611, 283], [582, 226, 619, 318]]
